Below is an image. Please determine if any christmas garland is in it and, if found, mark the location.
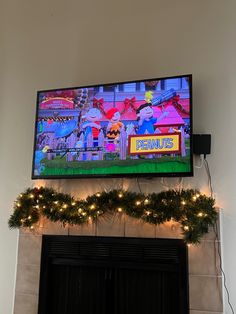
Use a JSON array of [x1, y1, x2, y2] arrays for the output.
[[8, 187, 217, 244]]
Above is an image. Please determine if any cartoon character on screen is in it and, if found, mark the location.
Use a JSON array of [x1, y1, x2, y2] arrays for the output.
[[136, 103, 169, 134], [34, 145, 49, 175], [106, 108, 124, 140], [82, 108, 102, 146]]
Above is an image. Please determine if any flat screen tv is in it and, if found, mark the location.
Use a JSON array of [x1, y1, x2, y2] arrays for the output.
[[32, 74, 193, 179]]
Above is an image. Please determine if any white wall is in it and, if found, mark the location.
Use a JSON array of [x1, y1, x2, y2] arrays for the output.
[[1, 0, 236, 312]]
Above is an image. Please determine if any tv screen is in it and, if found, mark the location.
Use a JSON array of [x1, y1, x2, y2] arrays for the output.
[[32, 74, 193, 179]]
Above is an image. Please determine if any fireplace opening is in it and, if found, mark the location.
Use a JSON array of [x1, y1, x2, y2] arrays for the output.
[[38, 235, 189, 314]]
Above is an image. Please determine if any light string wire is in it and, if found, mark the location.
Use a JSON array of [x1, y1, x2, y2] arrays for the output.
[[204, 157, 235, 314]]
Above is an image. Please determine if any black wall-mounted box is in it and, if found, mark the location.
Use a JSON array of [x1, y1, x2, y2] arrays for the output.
[[193, 134, 211, 156]]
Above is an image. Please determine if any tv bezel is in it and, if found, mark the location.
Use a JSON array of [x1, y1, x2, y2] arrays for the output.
[[32, 74, 193, 180]]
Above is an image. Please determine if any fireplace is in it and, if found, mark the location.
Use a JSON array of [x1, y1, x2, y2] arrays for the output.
[[38, 235, 189, 314], [13, 216, 223, 314]]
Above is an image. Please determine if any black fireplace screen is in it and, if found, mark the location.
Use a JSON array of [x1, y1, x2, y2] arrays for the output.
[[38, 236, 189, 314]]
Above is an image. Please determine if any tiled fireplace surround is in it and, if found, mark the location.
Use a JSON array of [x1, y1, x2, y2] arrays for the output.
[[13, 180, 223, 314]]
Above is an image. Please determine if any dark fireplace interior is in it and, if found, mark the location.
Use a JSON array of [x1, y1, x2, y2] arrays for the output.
[[38, 235, 189, 314]]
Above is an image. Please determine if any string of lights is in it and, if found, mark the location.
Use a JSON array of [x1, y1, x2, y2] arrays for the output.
[[8, 186, 217, 244]]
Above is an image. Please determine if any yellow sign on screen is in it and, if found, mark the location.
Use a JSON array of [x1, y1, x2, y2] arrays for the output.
[[128, 133, 181, 155]]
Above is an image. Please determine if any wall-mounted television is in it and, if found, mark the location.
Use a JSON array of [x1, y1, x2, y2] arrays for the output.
[[32, 74, 193, 179]]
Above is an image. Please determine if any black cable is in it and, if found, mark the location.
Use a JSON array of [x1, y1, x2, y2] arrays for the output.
[[204, 156, 235, 313], [136, 177, 142, 193]]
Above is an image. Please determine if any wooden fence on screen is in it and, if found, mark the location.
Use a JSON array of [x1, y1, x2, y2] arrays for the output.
[[39, 127, 187, 162]]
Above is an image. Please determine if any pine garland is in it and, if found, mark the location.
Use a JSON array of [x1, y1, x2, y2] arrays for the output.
[[8, 187, 217, 244]]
